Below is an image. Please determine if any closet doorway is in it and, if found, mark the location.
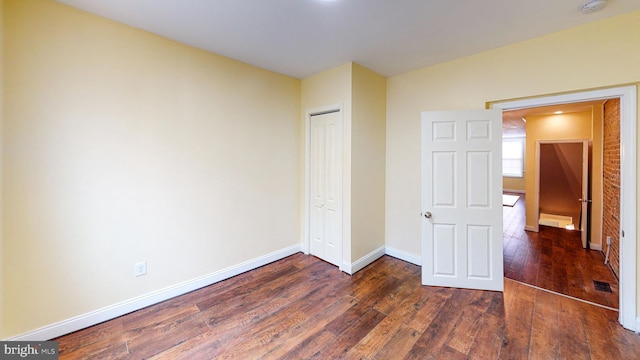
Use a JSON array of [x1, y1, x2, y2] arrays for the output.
[[536, 140, 591, 248]]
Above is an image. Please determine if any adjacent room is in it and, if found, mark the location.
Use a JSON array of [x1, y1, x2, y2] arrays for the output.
[[502, 101, 620, 309]]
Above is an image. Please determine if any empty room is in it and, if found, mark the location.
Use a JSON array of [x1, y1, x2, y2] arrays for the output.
[[2, 0, 640, 358]]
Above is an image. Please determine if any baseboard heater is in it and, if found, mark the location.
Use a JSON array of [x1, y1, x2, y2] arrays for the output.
[[539, 213, 574, 229]]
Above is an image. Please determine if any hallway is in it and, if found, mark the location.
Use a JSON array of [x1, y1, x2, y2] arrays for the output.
[[503, 193, 619, 309]]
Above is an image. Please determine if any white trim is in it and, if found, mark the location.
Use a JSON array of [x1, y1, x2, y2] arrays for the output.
[[5, 245, 302, 341], [524, 225, 538, 232], [491, 85, 637, 331], [503, 189, 525, 194], [303, 104, 345, 271], [618, 86, 637, 332], [590, 243, 603, 252], [343, 246, 386, 275], [385, 246, 421, 266]]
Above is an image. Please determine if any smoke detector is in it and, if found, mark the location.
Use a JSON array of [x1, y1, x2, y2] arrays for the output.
[[582, 0, 607, 14]]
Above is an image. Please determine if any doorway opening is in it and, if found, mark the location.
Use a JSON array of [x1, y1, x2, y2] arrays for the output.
[[536, 140, 591, 248], [492, 85, 637, 331], [502, 104, 612, 306]]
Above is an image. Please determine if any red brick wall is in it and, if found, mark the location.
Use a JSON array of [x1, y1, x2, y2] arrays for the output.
[[602, 98, 620, 278]]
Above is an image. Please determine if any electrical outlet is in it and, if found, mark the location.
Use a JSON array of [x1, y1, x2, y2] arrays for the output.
[[134, 261, 147, 277]]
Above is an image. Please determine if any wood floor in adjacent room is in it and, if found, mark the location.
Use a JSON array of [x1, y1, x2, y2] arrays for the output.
[[55, 252, 639, 359], [503, 192, 619, 309]]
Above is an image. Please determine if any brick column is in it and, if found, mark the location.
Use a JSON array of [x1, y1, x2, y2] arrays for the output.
[[602, 98, 620, 278]]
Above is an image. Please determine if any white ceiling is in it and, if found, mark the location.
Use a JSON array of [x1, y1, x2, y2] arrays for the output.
[[54, 0, 640, 79], [502, 100, 606, 137]]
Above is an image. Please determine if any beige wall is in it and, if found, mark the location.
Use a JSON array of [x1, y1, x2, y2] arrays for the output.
[[2, 0, 301, 338], [503, 176, 526, 192], [300, 62, 386, 266], [386, 9, 639, 301], [351, 63, 386, 261], [301, 63, 353, 267]]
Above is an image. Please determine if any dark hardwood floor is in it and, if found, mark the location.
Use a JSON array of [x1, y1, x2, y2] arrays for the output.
[[55, 252, 639, 359], [503, 192, 619, 309]]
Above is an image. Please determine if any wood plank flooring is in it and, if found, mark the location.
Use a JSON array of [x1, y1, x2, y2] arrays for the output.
[[503, 192, 619, 308], [55, 253, 640, 359]]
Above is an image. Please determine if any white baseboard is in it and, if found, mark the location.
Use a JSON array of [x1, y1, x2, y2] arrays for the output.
[[343, 246, 386, 275], [590, 243, 603, 251], [385, 246, 421, 266], [503, 189, 525, 194], [524, 225, 538, 232], [343, 246, 421, 275], [6, 244, 302, 341]]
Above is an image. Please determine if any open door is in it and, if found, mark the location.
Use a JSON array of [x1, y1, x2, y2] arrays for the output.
[[579, 140, 591, 249], [421, 110, 503, 291], [536, 140, 591, 248]]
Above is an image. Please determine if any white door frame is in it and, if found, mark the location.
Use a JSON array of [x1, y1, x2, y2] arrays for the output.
[[303, 104, 345, 272], [491, 85, 637, 331]]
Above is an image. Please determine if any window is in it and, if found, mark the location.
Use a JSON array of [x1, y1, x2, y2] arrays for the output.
[[503, 137, 524, 177]]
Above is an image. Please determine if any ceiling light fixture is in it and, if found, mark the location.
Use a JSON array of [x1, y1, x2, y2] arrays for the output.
[[582, 0, 608, 14], [554, 111, 563, 114]]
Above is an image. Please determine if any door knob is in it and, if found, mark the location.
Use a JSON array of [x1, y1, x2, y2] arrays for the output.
[[424, 212, 432, 219]]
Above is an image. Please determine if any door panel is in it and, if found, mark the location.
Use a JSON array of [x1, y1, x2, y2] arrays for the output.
[[309, 111, 342, 267], [468, 225, 491, 278], [422, 110, 503, 291], [433, 152, 456, 206], [310, 119, 325, 257], [467, 151, 491, 207], [433, 224, 456, 276]]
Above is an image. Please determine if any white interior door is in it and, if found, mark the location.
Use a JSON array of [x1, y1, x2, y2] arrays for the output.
[[309, 111, 342, 267], [421, 110, 503, 291]]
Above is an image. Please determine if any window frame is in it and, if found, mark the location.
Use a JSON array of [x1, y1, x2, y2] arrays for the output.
[[502, 137, 525, 178]]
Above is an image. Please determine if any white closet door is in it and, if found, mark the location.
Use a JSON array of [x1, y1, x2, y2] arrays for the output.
[[309, 111, 342, 267]]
